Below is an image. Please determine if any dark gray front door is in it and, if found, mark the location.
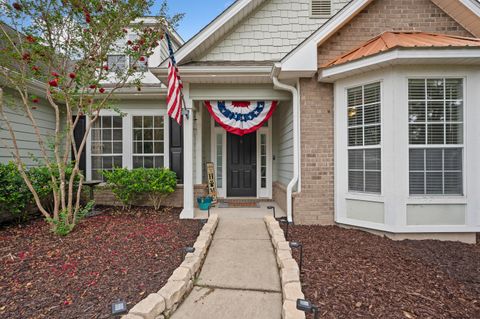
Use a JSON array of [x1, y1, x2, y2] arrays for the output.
[[227, 132, 256, 197]]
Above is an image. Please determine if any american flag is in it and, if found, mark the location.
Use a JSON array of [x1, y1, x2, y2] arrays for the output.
[[165, 32, 183, 124]]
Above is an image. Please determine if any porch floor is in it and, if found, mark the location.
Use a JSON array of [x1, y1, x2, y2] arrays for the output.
[[171, 216, 282, 319], [193, 201, 286, 220]]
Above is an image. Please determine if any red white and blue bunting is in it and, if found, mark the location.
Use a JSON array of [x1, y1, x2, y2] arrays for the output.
[[205, 101, 278, 136]]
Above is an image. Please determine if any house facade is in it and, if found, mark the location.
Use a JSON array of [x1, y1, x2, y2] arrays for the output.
[[2, 1, 480, 242], [147, 0, 480, 243]]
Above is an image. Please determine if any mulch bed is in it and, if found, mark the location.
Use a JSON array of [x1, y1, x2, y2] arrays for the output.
[[0, 206, 202, 319], [283, 224, 480, 319]]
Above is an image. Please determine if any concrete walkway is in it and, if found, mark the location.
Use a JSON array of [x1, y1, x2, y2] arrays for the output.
[[171, 215, 282, 319]]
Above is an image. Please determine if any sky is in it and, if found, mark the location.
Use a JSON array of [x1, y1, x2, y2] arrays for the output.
[[150, 0, 235, 41]]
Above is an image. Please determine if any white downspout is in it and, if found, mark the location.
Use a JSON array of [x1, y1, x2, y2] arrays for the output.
[[273, 76, 299, 223]]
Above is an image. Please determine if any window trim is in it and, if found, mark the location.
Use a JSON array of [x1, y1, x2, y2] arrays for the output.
[[86, 109, 169, 182], [346, 80, 383, 195], [407, 76, 466, 197]]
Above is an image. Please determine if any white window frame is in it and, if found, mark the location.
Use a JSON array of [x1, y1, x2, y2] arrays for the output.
[[407, 76, 466, 198], [346, 80, 383, 195], [131, 114, 166, 169], [86, 108, 169, 181]]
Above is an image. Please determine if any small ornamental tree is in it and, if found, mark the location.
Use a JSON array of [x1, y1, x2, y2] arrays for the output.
[[0, 0, 181, 234]]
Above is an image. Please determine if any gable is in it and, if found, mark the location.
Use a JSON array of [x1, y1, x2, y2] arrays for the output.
[[316, 0, 474, 67], [277, 0, 479, 77], [198, 0, 350, 62]]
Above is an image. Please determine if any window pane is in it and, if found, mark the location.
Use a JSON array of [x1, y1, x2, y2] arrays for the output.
[[348, 107, 362, 126], [445, 79, 463, 100], [427, 79, 444, 100], [348, 150, 363, 170], [154, 142, 164, 154], [133, 156, 143, 168], [113, 129, 122, 140], [446, 124, 463, 144], [348, 127, 363, 146], [144, 116, 153, 128], [102, 129, 112, 141], [102, 116, 112, 128], [409, 172, 425, 194], [113, 116, 122, 128], [154, 156, 164, 168], [154, 116, 163, 128], [113, 142, 122, 153], [408, 79, 425, 100], [444, 148, 462, 170], [154, 129, 164, 140], [427, 124, 444, 144], [365, 149, 381, 170], [409, 124, 426, 144], [144, 156, 154, 168], [427, 101, 444, 122], [426, 172, 443, 194], [364, 103, 380, 124], [363, 83, 380, 104], [364, 125, 381, 145], [444, 172, 462, 195], [144, 142, 153, 154], [445, 101, 463, 122], [409, 149, 425, 171], [143, 129, 153, 140], [133, 116, 142, 128], [409, 101, 425, 123], [347, 87, 362, 107], [365, 172, 381, 193], [348, 171, 364, 192], [425, 149, 442, 171]]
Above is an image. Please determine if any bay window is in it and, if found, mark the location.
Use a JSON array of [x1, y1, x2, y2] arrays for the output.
[[347, 82, 382, 193], [408, 78, 464, 195]]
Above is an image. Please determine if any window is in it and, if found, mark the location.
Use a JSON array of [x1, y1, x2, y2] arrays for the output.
[[132, 116, 165, 168], [216, 134, 223, 188], [347, 82, 381, 193], [130, 56, 148, 72], [408, 78, 463, 195], [107, 55, 126, 73], [260, 134, 267, 188], [91, 116, 123, 181], [311, 0, 331, 17]]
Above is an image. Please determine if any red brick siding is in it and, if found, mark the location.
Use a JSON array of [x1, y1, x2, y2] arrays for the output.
[[294, 0, 472, 225]]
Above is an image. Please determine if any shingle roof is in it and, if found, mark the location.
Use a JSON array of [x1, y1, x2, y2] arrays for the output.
[[322, 31, 480, 68]]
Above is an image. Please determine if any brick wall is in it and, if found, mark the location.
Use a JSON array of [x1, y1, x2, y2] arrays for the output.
[[294, 0, 472, 225], [94, 184, 208, 208]]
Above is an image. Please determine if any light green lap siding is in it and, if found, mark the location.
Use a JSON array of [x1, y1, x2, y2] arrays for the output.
[[272, 101, 293, 187], [0, 93, 56, 167]]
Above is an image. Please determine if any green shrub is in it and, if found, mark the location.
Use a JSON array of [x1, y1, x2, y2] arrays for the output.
[[46, 201, 93, 236], [0, 162, 83, 224], [0, 162, 31, 222], [103, 167, 177, 210], [142, 168, 177, 210]]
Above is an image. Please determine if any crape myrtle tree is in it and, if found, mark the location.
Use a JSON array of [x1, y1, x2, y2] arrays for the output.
[[0, 0, 181, 234]]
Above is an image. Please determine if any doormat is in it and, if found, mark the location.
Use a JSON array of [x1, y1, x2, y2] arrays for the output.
[[218, 200, 260, 208]]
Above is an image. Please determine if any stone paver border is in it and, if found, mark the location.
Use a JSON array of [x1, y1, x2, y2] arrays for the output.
[[122, 214, 219, 319], [264, 215, 305, 319]]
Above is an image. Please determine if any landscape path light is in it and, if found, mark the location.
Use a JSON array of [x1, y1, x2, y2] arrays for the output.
[[296, 299, 319, 319], [111, 299, 127, 316], [289, 241, 303, 271]]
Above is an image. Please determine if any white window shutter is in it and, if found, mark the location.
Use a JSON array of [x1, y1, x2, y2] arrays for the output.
[[311, 0, 332, 17]]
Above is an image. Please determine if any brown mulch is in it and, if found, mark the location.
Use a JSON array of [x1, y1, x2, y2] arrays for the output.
[[0, 206, 202, 319], [283, 224, 480, 319]]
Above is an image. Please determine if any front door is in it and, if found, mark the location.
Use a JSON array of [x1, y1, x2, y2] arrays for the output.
[[227, 132, 256, 197]]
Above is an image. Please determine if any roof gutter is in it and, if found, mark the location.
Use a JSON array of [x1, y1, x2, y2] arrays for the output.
[[272, 64, 300, 223]]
